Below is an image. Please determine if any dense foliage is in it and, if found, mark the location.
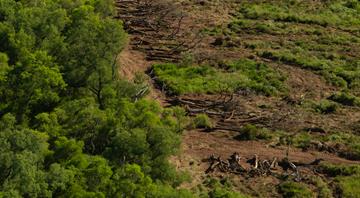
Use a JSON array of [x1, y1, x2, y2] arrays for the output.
[[0, 0, 192, 197]]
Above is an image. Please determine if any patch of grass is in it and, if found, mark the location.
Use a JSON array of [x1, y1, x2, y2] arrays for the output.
[[235, 124, 273, 141], [288, 132, 313, 150], [227, 19, 279, 35], [328, 92, 360, 107], [335, 175, 360, 198], [317, 164, 360, 198], [319, 164, 360, 177], [201, 26, 225, 36], [258, 50, 359, 88], [282, 130, 360, 160], [197, 178, 248, 198], [193, 114, 213, 129], [314, 100, 338, 114], [323, 132, 360, 160], [237, 1, 360, 27], [278, 181, 314, 198], [224, 0, 360, 92], [259, 50, 330, 71], [153, 59, 286, 96], [310, 177, 333, 198], [317, 32, 360, 45]]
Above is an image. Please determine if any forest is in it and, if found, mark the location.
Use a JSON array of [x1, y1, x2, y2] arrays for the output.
[[0, 0, 197, 197], [1, 0, 360, 197]]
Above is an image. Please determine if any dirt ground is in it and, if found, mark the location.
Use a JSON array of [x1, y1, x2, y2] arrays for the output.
[[116, 0, 360, 196]]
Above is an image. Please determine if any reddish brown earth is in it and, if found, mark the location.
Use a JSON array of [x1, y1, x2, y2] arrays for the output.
[[180, 130, 360, 168], [172, 130, 360, 194]]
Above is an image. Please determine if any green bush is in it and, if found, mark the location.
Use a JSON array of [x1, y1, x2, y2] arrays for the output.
[[314, 100, 338, 114], [204, 178, 248, 198], [193, 114, 214, 129], [278, 182, 314, 198], [310, 177, 333, 198], [336, 175, 360, 198], [235, 124, 272, 141], [286, 132, 312, 150], [322, 133, 360, 160], [319, 164, 360, 177], [318, 164, 360, 197], [328, 92, 360, 107]]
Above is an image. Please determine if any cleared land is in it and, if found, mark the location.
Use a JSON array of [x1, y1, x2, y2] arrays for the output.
[[117, 0, 360, 197]]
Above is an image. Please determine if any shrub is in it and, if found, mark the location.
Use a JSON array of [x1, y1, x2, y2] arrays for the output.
[[235, 124, 272, 141], [288, 132, 312, 150], [208, 188, 248, 198], [323, 133, 360, 160], [310, 176, 333, 198], [278, 182, 314, 198], [328, 92, 360, 107], [314, 100, 338, 114], [319, 164, 360, 177], [193, 114, 213, 129], [336, 175, 360, 198], [204, 178, 248, 198], [318, 164, 360, 197]]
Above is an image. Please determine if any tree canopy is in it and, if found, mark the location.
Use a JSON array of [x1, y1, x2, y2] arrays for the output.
[[0, 0, 192, 197]]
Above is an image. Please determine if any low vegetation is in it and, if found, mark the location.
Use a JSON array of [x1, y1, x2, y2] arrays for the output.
[[319, 163, 360, 197], [319, 164, 360, 177], [235, 124, 273, 141], [208, 0, 360, 92], [193, 113, 214, 130], [336, 175, 360, 198], [328, 92, 360, 107], [153, 59, 286, 96], [200, 2, 360, 191], [278, 181, 314, 198], [281, 131, 360, 160], [258, 49, 360, 88], [199, 178, 249, 198], [310, 177, 333, 198], [314, 100, 338, 114]]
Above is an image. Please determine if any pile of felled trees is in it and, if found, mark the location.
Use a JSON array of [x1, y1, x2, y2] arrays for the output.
[[115, 0, 202, 62], [205, 153, 324, 181]]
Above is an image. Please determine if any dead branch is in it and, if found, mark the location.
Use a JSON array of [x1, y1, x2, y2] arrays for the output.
[[205, 152, 321, 182]]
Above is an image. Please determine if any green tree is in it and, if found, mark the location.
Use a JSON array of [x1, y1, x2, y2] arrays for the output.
[[60, 4, 126, 108], [3, 51, 66, 121], [0, 0, 191, 197], [0, 114, 51, 197]]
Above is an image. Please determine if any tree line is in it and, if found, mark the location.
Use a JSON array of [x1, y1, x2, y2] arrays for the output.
[[0, 0, 193, 197]]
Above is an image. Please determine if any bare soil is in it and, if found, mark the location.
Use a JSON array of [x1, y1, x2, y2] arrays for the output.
[[116, 0, 360, 195]]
